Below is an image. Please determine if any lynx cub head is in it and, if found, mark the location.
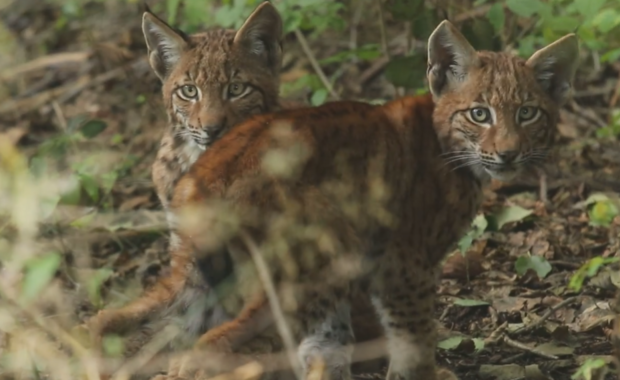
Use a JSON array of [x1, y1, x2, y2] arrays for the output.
[[142, 2, 283, 150], [427, 21, 579, 182]]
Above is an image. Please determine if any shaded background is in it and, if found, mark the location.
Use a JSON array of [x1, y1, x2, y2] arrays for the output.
[[0, 0, 620, 379]]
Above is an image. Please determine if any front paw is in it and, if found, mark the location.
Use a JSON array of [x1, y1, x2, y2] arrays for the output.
[[195, 333, 233, 354], [436, 368, 459, 380], [176, 344, 234, 380], [85, 310, 115, 346]]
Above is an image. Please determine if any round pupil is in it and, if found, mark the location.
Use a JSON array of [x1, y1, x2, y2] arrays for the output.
[[233, 85, 240, 92], [185, 86, 194, 95], [475, 109, 485, 119], [521, 108, 530, 116]]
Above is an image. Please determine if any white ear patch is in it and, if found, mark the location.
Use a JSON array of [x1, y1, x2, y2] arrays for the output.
[[427, 20, 480, 97], [149, 24, 182, 64], [142, 12, 188, 79]]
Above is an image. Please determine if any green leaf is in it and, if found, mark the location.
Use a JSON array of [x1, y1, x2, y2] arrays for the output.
[[506, 0, 544, 18], [410, 8, 438, 40], [589, 200, 619, 227], [384, 55, 426, 90], [544, 16, 581, 33], [102, 334, 124, 357], [110, 133, 123, 145], [59, 175, 82, 205], [571, 357, 608, 380], [310, 88, 329, 106], [79, 174, 100, 202], [593, 8, 620, 34], [472, 338, 485, 351], [87, 268, 113, 307], [40, 195, 61, 220], [80, 120, 107, 139], [489, 205, 533, 230], [438, 336, 485, 352], [437, 336, 464, 350], [574, 0, 606, 20], [101, 170, 118, 195], [67, 114, 89, 133], [515, 254, 552, 279], [569, 257, 620, 291], [458, 214, 488, 253], [70, 212, 97, 229], [453, 298, 489, 307], [386, 0, 424, 22], [601, 47, 620, 63], [583, 192, 611, 206], [21, 252, 62, 303], [487, 3, 505, 34], [465, 18, 499, 51], [166, 0, 181, 25], [319, 45, 381, 65]]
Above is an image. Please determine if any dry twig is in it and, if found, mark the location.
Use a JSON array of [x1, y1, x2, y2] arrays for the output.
[[293, 29, 340, 101], [512, 296, 578, 336], [240, 231, 302, 380]]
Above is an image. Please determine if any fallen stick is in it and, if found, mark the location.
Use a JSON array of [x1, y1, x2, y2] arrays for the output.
[[0, 51, 92, 81]]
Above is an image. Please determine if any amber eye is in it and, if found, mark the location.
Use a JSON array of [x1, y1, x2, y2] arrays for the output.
[[179, 85, 198, 99], [228, 83, 247, 97], [469, 108, 491, 123], [518, 106, 539, 122]]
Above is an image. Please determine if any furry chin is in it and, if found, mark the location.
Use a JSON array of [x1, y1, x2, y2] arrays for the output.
[[484, 168, 519, 182]]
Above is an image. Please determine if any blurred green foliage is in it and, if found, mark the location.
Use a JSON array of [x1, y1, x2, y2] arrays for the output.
[[45, 0, 620, 111], [9, 1, 620, 377]]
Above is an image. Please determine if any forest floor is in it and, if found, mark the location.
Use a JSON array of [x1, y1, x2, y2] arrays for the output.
[[1, 1, 619, 380]]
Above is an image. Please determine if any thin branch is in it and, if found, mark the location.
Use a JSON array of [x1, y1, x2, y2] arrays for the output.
[[376, 0, 390, 59], [512, 296, 577, 336], [502, 336, 558, 360], [109, 324, 180, 380], [0, 288, 101, 380], [376, 0, 402, 97], [239, 230, 302, 380], [293, 29, 340, 100], [485, 321, 559, 361]]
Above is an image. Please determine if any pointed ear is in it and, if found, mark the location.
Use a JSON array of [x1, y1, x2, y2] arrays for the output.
[[142, 11, 188, 81], [233, 2, 283, 73], [526, 34, 579, 105], [427, 20, 480, 98]]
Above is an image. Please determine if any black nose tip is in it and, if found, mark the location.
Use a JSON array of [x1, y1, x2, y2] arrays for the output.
[[497, 150, 519, 163], [205, 124, 224, 137]]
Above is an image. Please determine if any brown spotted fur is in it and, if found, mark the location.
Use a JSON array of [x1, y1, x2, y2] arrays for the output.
[[165, 21, 579, 380]]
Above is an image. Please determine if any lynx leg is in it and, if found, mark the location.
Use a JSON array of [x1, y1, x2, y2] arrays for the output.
[[87, 265, 188, 346], [436, 368, 459, 380], [87, 241, 193, 352], [297, 301, 354, 380], [176, 294, 272, 378], [372, 261, 439, 380]]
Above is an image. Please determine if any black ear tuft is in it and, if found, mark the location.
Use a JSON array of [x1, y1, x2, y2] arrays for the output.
[[142, 11, 189, 80], [233, 2, 283, 74]]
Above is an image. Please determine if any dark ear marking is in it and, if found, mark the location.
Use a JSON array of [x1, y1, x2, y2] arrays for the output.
[[427, 20, 480, 99], [233, 2, 283, 73], [525, 34, 579, 105], [142, 10, 189, 81]]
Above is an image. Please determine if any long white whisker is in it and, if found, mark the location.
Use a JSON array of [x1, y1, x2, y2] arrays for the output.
[[443, 156, 478, 166], [451, 160, 481, 172], [440, 150, 473, 157]]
